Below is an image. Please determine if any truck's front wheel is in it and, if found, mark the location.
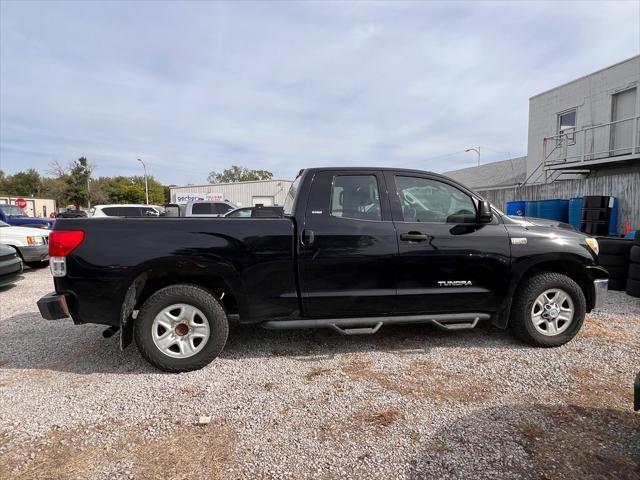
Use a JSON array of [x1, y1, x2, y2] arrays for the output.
[[510, 272, 586, 347], [134, 284, 229, 372]]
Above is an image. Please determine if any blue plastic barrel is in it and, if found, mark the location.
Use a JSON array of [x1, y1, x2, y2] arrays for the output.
[[525, 201, 538, 218], [538, 199, 569, 222], [506, 201, 526, 217], [568, 197, 583, 230]]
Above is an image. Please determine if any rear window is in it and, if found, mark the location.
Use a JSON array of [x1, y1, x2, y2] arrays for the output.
[[214, 203, 233, 214], [192, 203, 233, 215]]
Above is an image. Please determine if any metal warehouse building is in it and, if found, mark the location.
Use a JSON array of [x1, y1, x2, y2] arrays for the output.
[[169, 179, 293, 207]]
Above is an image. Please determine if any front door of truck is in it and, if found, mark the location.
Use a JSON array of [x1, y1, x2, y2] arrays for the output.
[[298, 170, 398, 317], [384, 171, 511, 314]]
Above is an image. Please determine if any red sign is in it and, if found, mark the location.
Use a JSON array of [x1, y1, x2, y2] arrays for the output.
[[15, 198, 27, 209]]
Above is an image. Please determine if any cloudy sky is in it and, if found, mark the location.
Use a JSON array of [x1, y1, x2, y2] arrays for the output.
[[1, 1, 638, 185]]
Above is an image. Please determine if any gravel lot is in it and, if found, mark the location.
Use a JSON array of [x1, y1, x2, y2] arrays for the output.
[[1, 268, 639, 479]]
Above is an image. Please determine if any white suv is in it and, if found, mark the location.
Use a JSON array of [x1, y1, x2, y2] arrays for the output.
[[90, 205, 161, 217]]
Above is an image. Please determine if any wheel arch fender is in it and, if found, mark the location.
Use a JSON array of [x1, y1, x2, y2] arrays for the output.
[[119, 255, 245, 349], [494, 252, 604, 329]]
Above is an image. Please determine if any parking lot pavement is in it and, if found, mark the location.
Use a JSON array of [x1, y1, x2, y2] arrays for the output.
[[0, 268, 639, 479]]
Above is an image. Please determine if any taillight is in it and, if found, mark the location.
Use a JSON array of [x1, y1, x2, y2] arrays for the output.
[[49, 230, 85, 257]]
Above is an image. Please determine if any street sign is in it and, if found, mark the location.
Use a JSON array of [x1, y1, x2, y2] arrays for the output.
[[15, 198, 27, 209]]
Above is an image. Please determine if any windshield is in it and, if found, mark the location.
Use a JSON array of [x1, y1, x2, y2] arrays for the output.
[[283, 176, 301, 216], [1, 205, 27, 217]]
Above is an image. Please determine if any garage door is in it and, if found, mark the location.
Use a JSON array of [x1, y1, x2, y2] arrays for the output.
[[252, 196, 274, 206]]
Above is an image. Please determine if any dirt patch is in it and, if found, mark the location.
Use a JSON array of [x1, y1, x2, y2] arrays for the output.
[[352, 409, 402, 428], [319, 408, 402, 442], [304, 367, 332, 381], [340, 356, 496, 403], [579, 316, 640, 349], [568, 366, 634, 410], [0, 419, 237, 480]]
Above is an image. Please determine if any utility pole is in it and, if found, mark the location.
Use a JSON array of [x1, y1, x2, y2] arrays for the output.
[[87, 177, 91, 209], [465, 146, 481, 166], [138, 158, 149, 204]]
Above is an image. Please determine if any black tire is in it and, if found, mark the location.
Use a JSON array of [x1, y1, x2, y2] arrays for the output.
[[608, 278, 627, 291], [597, 238, 633, 255], [134, 284, 228, 372], [629, 263, 640, 281], [627, 278, 640, 298], [603, 265, 628, 279], [631, 246, 640, 263], [25, 261, 49, 269], [598, 253, 628, 267], [510, 272, 586, 347]]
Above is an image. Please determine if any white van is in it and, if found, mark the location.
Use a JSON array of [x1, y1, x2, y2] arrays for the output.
[[183, 200, 236, 217], [90, 205, 161, 217]]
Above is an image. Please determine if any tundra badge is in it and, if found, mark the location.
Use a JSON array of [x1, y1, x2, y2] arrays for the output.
[[438, 280, 472, 287]]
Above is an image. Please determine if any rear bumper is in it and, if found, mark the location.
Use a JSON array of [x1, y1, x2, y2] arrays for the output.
[[37, 292, 70, 320], [593, 278, 608, 310]]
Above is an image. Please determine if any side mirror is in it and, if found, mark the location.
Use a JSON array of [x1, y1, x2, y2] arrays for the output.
[[478, 200, 492, 223]]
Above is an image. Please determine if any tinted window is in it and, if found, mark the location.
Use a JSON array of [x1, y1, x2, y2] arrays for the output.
[[331, 175, 381, 221], [253, 207, 283, 218], [191, 203, 212, 215], [213, 203, 233, 214], [395, 176, 476, 224], [228, 209, 252, 217], [140, 207, 158, 216], [101, 207, 122, 216]]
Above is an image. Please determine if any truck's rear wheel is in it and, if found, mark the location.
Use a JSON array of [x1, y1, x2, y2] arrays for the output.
[[510, 272, 586, 347], [134, 284, 228, 372]]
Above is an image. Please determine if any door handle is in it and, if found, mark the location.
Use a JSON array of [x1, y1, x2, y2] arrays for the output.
[[302, 229, 315, 246], [400, 231, 429, 242]]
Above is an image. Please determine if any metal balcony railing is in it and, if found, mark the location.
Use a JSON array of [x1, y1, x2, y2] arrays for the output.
[[543, 115, 640, 166]]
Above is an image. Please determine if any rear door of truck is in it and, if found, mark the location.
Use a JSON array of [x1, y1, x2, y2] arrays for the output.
[[297, 170, 398, 317]]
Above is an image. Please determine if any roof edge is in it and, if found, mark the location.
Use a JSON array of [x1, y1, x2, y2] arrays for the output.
[[529, 54, 640, 101]]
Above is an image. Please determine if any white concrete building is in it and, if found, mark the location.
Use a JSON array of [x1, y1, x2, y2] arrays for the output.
[[526, 55, 639, 183], [169, 179, 293, 207]]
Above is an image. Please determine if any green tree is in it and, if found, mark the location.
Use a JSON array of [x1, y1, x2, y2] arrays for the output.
[[64, 157, 92, 208], [207, 165, 273, 184], [1, 169, 42, 196]]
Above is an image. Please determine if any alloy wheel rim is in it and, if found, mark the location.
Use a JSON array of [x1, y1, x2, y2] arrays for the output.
[[531, 288, 574, 336], [152, 303, 210, 358]]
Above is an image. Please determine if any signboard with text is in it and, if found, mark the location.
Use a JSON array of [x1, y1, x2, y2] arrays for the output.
[[174, 192, 224, 204]]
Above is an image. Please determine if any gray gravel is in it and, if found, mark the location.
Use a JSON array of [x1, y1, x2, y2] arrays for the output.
[[1, 268, 639, 479]]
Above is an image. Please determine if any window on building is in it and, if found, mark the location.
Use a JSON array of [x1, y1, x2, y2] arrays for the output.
[[557, 109, 577, 145]]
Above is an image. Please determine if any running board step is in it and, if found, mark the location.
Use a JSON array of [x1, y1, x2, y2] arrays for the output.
[[262, 313, 490, 334]]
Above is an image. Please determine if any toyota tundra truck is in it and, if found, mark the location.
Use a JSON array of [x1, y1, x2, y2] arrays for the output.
[[37, 167, 608, 372]]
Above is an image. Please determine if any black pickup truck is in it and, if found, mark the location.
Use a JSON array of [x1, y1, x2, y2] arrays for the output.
[[38, 167, 608, 372]]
